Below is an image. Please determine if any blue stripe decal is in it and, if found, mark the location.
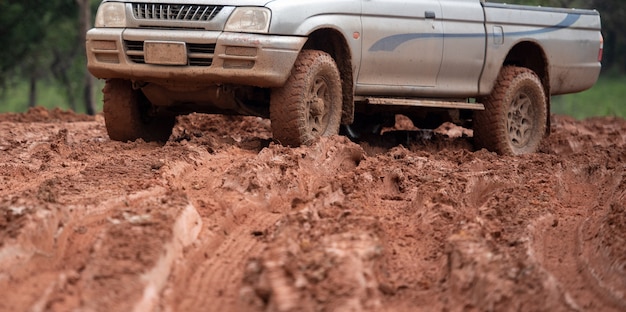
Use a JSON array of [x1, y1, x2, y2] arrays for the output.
[[369, 13, 581, 52], [370, 33, 447, 52]]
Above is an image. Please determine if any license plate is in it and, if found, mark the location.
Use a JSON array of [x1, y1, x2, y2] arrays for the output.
[[144, 41, 187, 65]]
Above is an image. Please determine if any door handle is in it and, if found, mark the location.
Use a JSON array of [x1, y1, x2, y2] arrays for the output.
[[425, 11, 436, 19]]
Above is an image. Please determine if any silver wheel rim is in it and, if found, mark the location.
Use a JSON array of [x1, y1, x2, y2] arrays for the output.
[[306, 76, 331, 136], [507, 91, 534, 148]]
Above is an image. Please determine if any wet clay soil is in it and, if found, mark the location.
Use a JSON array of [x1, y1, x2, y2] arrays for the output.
[[0, 107, 625, 311]]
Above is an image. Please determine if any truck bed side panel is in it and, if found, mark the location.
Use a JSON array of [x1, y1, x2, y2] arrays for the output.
[[481, 3, 602, 95]]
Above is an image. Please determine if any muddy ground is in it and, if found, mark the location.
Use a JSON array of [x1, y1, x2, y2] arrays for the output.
[[0, 107, 624, 312]]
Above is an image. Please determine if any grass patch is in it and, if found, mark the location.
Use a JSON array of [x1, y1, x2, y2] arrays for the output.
[[551, 74, 626, 119], [0, 79, 104, 114]]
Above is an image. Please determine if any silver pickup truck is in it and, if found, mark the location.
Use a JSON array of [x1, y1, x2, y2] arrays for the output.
[[86, 0, 602, 155]]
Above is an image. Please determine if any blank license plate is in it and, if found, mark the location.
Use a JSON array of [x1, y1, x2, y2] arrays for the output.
[[144, 41, 187, 65]]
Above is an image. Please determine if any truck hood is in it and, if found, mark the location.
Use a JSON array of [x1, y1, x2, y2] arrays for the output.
[[107, 0, 276, 6]]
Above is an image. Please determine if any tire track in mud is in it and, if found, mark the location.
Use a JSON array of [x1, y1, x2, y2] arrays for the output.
[[161, 138, 365, 311], [158, 148, 278, 311], [28, 187, 202, 312], [0, 121, 203, 311], [2, 112, 626, 311], [169, 211, 280, 311], [529, 161, 626, 312], [576, 170, 626, 311]]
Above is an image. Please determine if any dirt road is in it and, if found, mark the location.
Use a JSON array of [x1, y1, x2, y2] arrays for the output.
[[1, 107, 624, 311]]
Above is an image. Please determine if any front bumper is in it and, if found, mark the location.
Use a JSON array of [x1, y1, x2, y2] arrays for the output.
[[86, 28, 307, 87]]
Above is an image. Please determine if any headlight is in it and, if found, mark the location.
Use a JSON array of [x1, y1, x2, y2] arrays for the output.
[[225, 7, 271, 33], [95, 2, 127, 28]]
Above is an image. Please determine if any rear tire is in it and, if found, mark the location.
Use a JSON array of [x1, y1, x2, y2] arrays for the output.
[[103, 79, 175, 142], [270, 50, 342, 146], [474, 66, 547, 155]]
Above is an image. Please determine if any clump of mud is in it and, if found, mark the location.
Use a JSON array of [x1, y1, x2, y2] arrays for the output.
[[0, 106, 95, 123]]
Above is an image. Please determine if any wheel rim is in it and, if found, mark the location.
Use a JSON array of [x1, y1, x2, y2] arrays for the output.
[[306, 76, 331, 136], [507, 91, 534, 148]]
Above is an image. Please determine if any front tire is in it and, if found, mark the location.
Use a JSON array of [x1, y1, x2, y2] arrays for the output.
[[270, 50, 342, 146], [103, 79, 175, 142], [474, 66, 547, 155]]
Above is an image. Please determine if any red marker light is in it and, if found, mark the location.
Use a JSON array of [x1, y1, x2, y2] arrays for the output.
[[598, 34, 604, 62]]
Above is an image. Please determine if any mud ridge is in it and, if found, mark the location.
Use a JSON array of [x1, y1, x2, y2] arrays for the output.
[[1, 110, 625, 311]]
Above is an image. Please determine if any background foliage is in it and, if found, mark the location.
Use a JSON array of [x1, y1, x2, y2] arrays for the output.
[[0, 0, 99, 114], [0, 0, 623, 118]]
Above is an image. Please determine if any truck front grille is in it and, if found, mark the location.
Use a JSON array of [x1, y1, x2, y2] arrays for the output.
[[124, 40, 215, 66], [132, 3, 223, 22]]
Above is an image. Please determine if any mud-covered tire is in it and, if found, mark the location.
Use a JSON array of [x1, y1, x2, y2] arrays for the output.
[[474, 66, 547, 155], [103, 79, 175, 142], [270, 50, 342, 146]]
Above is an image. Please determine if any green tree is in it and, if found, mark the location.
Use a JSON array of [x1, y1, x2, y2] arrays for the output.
[[1, 1, 54, 107], [0, 1, 58, 80], [0, 0, 97, 113], [79, 0, 96, 115]]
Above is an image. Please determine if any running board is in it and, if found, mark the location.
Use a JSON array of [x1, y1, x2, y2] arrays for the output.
[[363, 97, 485, 110]]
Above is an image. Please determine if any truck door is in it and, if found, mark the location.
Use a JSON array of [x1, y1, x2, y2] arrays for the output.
[[357, 0, 443, 91], [435, 0, 486, 95]]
